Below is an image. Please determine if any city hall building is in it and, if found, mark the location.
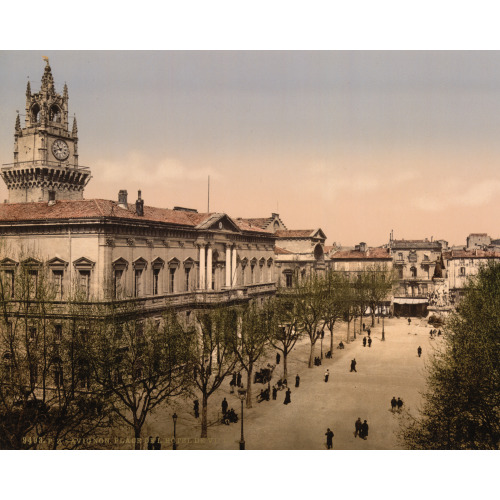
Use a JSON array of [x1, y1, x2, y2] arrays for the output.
[[0, 60, 277, 321]]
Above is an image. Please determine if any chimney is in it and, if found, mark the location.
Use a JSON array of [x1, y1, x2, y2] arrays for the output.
[[359, 242, 367, 253], [118, 190, 128, 209], [136, 190, 144, 216]]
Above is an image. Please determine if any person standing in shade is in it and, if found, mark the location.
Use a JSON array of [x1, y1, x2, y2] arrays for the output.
[[295, 374, 300, 387], [350, 359, 357, 372], [354, 417, 362, 438], [363, 336, 367, 347], [361, 420, 369, 440], [237, 372, 242, 387], [325, 428, 334, 449], [193, 399, 199, 418], [276, 352, 281, 365], [397, 397, 403, 412], [324, 369, 329, 382], [222, 397, 228, 416], [391, 396, 397, 412], [154, 437, 161, 450], [284, 388, 291, 405], [368, 337, 372, 348], [147, 436, 153, 450], [417, 346, 422, 357], [272, 386, 277, 400]]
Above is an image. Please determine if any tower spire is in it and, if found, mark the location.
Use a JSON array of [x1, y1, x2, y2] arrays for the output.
[[72, 116, 78, 137], [41, 57, 55, 94], [26, 80, 31, 98], [15, 113, 20, 134]]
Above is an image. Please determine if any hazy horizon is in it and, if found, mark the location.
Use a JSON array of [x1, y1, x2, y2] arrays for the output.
[[1, 51, 500, 247]]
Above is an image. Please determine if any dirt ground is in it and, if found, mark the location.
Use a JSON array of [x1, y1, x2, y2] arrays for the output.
[[143, 317, 443, 450]]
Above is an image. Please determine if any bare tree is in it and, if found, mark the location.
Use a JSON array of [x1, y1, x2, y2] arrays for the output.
[[323, 270, 350, 353], [191, 304, 238, 438]]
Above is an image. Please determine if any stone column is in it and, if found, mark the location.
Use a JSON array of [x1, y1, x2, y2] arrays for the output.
[[199, 244, 206, 289], [206, 245, 212, 290], [231, 245, 237, 287], [225, 244, 231, 288]]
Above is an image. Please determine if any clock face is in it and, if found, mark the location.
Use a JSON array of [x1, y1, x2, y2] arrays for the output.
[[52, 139, 70, 161]]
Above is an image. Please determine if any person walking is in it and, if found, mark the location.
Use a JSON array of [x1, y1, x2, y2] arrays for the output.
[[408, 318, 411, 326], [272, 386, 277, 400], [276, 352, 281, 365], [361, 420, 369, 440], [354, 417, 362, 438], [237, 372, 242, 387], [325, 428, 334, 449], [283, 388, 291, 405], [368, 337, 372, 348], [391, 396, 397, 412], [397, 397, 403, 412], [363, 336, 367, 347], [417, 346, 422, 357], [324, 369, 329, 382], [295, 374, 300, 388], [350, 358, 357, 372], [222, 397, 228, 415], [193, 399, 200, 418], [367, 327, 371, 337]]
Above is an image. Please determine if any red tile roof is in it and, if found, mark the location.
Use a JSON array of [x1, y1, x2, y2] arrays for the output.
[[275, 230, 314, 238], [0, 199, 272, 235], [330, 247, 391, 260], [443, 249, 500, 259]]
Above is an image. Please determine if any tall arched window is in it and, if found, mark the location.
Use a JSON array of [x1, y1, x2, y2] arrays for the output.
[[410, 266, 417, 278]]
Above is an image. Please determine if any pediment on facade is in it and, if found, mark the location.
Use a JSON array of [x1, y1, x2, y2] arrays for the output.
[[112, 257, 129, 270], [47, 257, 69, 268], [133, 257, 148, 269], [73, 257, 95, 269], [183, 257, 195, 268], [196, 213, 242, 233], [151, 257, 165, 269], [0, 258, 18, 268], [21, 257, 42, 267], [311, 228, 327, 241], [168, 257, 180, 268]]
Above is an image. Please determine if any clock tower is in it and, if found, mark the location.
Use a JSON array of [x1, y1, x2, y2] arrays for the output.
[[1, 58, 92, 203]]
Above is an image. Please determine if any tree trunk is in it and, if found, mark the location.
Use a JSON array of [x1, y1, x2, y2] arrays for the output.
[[346, 319, 351, 343], [329, 324, 334, 354], [283, 350, 288, 379], [308, 340, 315, 368], [246, 364, 253, 409], [353, 315, 357, 340], [134, 425, 141, 450], [201, 393, 208, 438]]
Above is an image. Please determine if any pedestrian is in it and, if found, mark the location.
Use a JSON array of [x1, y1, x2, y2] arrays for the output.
[[147, 436, 153, 450], [272, 386, 277, 400], [363, 336, 367, 347], [391, 396, 397, 412], [283, 388, 291, 405], [363, 322, 366, 331], [325, 428, 334, 449], [368, 337, 372, 348], [193, 399, 200, 418], [237, 372, 242, 387], [154, 436, 161, 450], [438, 329, 441, 336], [295, 374, 300, 388], [367, 327, 371, 337], [276, 352, 281, 365], [354, 417, 362, 438], [408, 318, 411, 326], [361, 420, 369, 440], [350, 358, 357, 372], [232, 372, 237, 386], [417, 346, 422, 357], [324, 369, 329, 383], [222, 397, 228, 415], [229, 379, 235, 394], [397, 397, 403, 412]]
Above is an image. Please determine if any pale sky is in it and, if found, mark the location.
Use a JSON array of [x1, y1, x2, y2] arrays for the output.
[[2, 50, 500, 247]]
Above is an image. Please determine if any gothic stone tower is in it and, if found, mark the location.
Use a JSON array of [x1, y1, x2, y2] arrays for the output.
[[1, 58, 91, 203]]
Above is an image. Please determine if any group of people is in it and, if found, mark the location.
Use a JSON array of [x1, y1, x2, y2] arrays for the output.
[[362, 336, 372, 348], [254, 364, 275, 384], [429, 329, 441, 339], [390, 396, 404, 412], [147, 436, 162, 450], [221, 397, 238, 424], [229, 372, 243, 393], [314, 356, 322, 366], [354, 417, 369, 439]]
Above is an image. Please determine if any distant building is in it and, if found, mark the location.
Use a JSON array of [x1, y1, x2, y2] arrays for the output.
[[466, 233, 491, 250]]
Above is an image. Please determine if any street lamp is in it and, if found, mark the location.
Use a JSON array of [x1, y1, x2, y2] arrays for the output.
[[381, 307, 385, 342], [172, 412, 178, 450], [237, 387, 247, 450]]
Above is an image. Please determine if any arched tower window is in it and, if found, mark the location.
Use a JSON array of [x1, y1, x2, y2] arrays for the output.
[[31, 104, 40, 123], [49, 105, 61, 123]]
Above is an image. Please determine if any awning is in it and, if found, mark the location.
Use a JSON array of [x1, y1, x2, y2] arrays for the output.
[[393, 298, 428, 305]]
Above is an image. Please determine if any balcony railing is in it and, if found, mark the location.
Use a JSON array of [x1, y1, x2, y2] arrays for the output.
[[2, 160, 91, 172]]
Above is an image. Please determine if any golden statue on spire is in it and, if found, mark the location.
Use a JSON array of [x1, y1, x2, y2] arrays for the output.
[[42, 56, 49, 64]]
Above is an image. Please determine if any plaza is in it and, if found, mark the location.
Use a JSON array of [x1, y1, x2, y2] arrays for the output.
[[143, 317, 442, 450]]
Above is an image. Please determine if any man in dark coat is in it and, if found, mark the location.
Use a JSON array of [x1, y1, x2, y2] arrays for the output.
[[391, 396, 397, 412], [272, 386, 277, 400], [417, 346, 422, 357], [147, 436, 153, 450], [237, 372, 242, 387], [283, 388, 291, 405], [350, 358, 357, 372], [397, 397, 403, 411], [222, 397, 228, 415], [295, 374, 300, 387], [354, 417, 362, 438], [363, 336, 367, 347], [276, 352, 281, 365], [325, 428, 334, 449], [193, 399, 200, 418], [361, 420, 369, 440], [368, 337, 372, 348], [154, 437, 161, 450]]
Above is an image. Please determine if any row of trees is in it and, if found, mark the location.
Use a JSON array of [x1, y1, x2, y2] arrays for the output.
[[0, 250, 396, 449]]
